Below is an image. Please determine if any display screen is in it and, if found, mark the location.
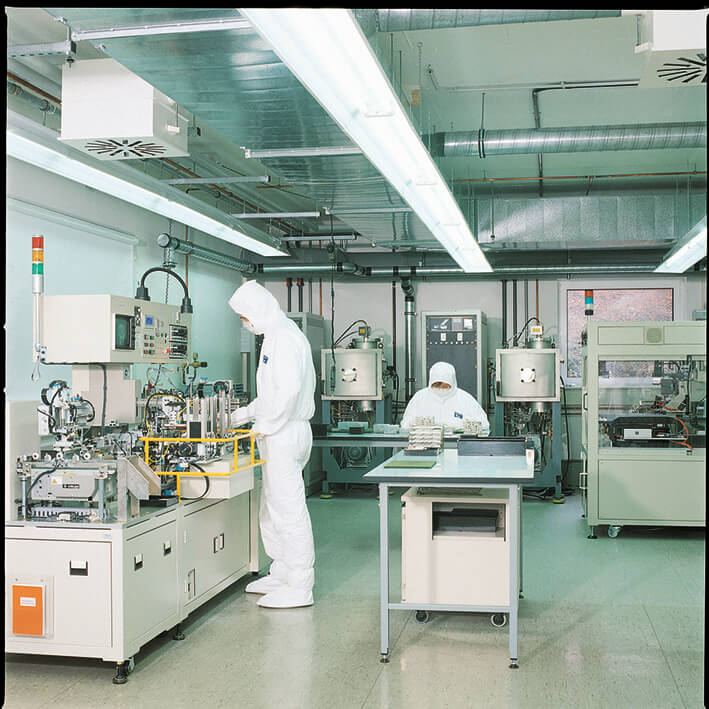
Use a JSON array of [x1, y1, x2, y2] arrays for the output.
[[145, 316, 154, 327], [114, 314, 134, 350]]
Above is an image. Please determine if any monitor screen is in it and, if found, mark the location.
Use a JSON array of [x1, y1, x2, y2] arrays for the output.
[[115, 314, 134, 350]]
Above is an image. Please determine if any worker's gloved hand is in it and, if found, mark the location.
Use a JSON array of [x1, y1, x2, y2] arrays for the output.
[[230, 407, 253, 428]]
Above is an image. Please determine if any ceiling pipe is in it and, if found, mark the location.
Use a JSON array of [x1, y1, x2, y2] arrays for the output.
[[7, 80, 59, 115], [401, 278, 416, 400], [368, 264, 659, 276], [156, 235, 662, 277], [427, 122, 707, 158], [156, 234, 256, 273], [452, 170, 706, 184], [257, 262, 369, 277], [372, 9, 621, 32]]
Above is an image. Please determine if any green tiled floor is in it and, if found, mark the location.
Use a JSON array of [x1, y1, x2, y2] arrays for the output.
[[4, 491, 705, 708]]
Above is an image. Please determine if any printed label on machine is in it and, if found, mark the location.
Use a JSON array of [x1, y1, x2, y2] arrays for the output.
[[19, 597, 37, 607]]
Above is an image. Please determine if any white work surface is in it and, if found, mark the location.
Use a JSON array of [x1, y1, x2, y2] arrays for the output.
[[364, 448, 533, 668], [364, 448, 535, 485]]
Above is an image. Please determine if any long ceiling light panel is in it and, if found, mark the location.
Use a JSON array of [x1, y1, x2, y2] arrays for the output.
[[240, 8, 492, 273], [6, 112, 287, 257], [654, 216, 707, 273]]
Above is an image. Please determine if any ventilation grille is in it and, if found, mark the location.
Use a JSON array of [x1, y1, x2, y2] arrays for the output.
[[656, 53, 707, 85], [83, 139, 169, 159]]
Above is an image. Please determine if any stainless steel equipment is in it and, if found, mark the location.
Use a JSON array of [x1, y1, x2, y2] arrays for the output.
[[320, 327, 394, 494], [322, 336, 388, 408], [494, 324, 563, 500]]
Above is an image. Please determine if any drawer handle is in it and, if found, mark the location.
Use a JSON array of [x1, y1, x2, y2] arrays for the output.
[[134, 554, 143, 571], [163, 541, 172, 556], [69, 561, 88, 576]]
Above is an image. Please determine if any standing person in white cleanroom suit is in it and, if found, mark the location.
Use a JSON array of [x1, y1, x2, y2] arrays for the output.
[[400, 361, 490, 434], [229, 280, 316, 609]]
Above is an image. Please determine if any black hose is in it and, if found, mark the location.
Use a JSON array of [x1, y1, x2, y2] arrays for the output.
[[511, 317, 541, 347], [37, 408, 56, 429], [139, 266, 189, 300], [334, 319, 368, 344], [181, 462, 210, 501], [27, 465, 60, 499], [80, 397, 96, 423]]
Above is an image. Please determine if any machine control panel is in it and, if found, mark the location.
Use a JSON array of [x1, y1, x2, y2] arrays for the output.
[[422, 310, 487, 407], [41, 294, 192, 364]]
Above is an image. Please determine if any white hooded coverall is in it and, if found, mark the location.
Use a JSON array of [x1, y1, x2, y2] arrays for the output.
[[228, 280, 316, 607], [400, 361, 490, 434]]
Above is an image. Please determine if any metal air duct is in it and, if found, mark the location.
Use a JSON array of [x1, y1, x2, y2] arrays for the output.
[[156, 234, 256, 273], [372, 9, 621, 32], [427, 122, 707, 158]]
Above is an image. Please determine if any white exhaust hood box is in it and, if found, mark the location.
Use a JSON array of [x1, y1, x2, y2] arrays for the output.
[[59, 58, 189, 159], [631, 10, 707, 88]]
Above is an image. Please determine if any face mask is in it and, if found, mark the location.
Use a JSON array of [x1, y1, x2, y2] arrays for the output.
[[432, 385, 453, 400]]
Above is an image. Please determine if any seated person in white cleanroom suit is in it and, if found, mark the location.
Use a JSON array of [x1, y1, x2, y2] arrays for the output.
[[400, 361, 490, 434]]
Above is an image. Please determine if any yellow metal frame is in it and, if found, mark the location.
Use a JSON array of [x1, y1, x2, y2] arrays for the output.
[[140, 430, 263, 500]]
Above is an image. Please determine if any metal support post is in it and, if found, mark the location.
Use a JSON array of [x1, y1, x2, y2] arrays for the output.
[[379, 482, 390, 662], [98, 477, 105, 520], [508, 483, 519, 668]]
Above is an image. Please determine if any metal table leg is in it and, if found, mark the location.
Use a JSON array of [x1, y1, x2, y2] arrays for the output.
[[508, 483, 519, 668], [519, 490, 523, 596], [379, 482, 390, 662]]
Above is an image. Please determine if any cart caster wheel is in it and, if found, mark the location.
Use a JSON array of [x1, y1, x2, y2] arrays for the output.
[[607, 525, 621, 538], [414, 610, 430, 624], [518, 592, 524, 600], [552, 496, 565, 504], [491, 613, 507, 628], [127, 657, 135, 674], [380, 654, 390, 663], [112, 662, 129, 684], [172, 623, 185, 641], [509, 660, 519, 669], [587, 534, 597, 539]]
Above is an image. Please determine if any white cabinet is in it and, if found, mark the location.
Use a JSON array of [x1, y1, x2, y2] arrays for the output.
[[181, 496, 251, 613], [401, 488, 512, 606], [6, 538, 112, 648], [5, 487, 259, 664], [123, 518, 179, 646]]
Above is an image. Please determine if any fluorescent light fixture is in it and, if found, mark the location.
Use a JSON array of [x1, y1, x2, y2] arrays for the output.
[[654, 216, 707, 273], [6, 111, 287, 257], [240, 8, 492, 273], [230, 211, 321, 219]]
